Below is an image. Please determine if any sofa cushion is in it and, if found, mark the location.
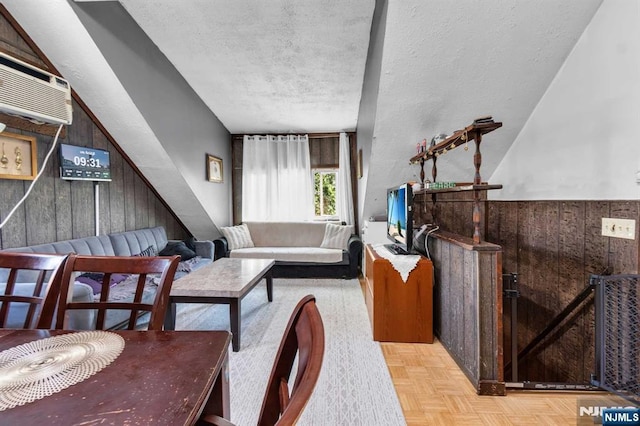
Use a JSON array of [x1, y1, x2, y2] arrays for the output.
[[109, 227, 168, 257], [0, 281, 94, 329], [67, 235, 116, 256], [1, 226, 213, 329], [320, 223, 353, 249], [64, 282, 95, 330], [220, 224, 254, 250], [244, 221, 334, 247], [19, 235, 115, 257], [230, 247, 343, 263]]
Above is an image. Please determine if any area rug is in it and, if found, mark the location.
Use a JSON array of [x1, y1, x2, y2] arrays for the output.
[[175, 278, 406, 426]]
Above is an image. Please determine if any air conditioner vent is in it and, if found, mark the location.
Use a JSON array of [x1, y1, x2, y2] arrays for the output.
[[0, 52, 72, 125]]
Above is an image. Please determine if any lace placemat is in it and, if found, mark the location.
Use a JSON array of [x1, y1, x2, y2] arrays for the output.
[[372, 244, 421, 283], [0, 331, 125, 411]]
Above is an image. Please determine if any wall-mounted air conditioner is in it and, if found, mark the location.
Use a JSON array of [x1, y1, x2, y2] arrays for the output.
[[0, 52, 73, 125]]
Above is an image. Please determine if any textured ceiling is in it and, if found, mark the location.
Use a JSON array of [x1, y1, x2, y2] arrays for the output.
[[119, 0, 375, 133], [2, 0, 604, 234], [115, 0, 602, 219], [362, 0, 603, 219]]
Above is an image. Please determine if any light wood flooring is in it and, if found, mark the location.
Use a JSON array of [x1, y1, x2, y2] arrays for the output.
[[359, 278, 611, 425], [380, 340, 604, 425]]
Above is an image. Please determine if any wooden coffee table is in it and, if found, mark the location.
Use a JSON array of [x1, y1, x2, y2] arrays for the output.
[[164, 257, 275, 351]]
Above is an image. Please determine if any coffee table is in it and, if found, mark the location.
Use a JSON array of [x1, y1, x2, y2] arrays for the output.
[[164, 257, 275, 351]]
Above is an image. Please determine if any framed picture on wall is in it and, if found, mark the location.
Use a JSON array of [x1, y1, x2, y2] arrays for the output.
[[0, 132, 37, 180], [207, 154, 223, 183]]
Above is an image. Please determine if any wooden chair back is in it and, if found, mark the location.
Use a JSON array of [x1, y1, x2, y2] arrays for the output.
[[198, 294, 325, 426], [55, 254, 180, 330], [258, 294, 325, 425], [0, 252, 69, 329]]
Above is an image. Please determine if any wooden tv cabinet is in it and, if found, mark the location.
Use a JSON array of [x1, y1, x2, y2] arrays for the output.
[[364, 244, 433, 343]]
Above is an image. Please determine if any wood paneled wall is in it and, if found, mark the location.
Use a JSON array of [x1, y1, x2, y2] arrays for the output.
[[309, 136, 340, 168], [430, 231, 504, 394], [416, 194, 640, 383], [0, 9, 188, 250], [487, 200, 638, 383]]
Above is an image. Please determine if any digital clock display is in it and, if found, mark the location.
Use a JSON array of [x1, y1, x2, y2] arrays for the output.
[[73, 156, 101, 168], [59, 143, 111, 181]]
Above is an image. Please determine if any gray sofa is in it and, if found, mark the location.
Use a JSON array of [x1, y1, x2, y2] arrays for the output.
[[0, 226, 214, 330], [213, 221, 362, 279]]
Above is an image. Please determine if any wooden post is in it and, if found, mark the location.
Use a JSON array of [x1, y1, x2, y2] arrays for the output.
[[431, 156, 438, 224], [472, 132, 483, 243]]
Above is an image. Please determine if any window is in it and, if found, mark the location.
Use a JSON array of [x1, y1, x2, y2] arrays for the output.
[[313, 169, 337, 218]]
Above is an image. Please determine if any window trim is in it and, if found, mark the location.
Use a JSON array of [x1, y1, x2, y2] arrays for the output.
[[313, 168, 338, 220]]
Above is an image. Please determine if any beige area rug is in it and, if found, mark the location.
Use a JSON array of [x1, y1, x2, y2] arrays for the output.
[[175, 278, 406, 426]]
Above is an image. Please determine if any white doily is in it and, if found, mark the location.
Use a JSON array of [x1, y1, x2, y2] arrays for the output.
[[372, 244, 421, 283], [0, 331, 125, 411]]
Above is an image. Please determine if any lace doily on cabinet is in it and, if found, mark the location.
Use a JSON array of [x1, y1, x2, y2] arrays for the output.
[[372, 244, 421, 283], [0, 331, 125, 411]]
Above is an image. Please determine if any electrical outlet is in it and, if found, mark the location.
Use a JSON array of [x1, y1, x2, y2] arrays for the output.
[[602, 218, 636, 240]]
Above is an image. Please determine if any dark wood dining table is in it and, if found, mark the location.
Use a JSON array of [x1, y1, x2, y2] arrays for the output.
[[0, 329, 231, 425]]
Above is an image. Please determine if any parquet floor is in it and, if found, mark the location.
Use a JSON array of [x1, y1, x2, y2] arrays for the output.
[[359, 277, 613, 425], [380, 340, 599, 425]]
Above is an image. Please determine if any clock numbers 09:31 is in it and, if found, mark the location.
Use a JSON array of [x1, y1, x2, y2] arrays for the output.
[[73, 156, 100, 168]]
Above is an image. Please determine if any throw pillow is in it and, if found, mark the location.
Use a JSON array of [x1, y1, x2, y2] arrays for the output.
[[220, 224, 255, 250], [320, 223, 353, 249], [135, 245, 157, 257], [159, 241, 197, 260]]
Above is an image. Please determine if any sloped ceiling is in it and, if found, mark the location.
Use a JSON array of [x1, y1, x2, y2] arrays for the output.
[[2, 0, 603, 232], [361, 0, 602, 219], [117, 0, 375, 134]]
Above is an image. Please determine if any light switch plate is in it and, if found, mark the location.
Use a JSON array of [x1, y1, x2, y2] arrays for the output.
[[602, 218, 636, 240]]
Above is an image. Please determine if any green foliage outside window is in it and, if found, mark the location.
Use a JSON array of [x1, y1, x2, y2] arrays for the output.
[[314, 170, 336, 217]]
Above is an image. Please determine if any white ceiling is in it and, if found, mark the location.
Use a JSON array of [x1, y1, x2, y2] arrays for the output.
[[2, 0, 604, 235], [117, 0, 375, 134], [362, 0, 603, 219]]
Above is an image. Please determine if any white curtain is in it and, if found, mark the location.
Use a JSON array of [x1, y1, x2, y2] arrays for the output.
[[242, 134, 314, 221], [337, 132, 354, 225]]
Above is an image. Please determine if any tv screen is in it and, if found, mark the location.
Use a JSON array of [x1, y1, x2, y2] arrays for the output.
[[386, 183, 413, 254], [59, 144, 111, 181]]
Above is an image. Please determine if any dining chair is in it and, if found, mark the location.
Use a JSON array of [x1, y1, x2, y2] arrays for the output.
[[54, 254, 180, 331], [0, 252, 70, 329], [198, 294, 325, 426]]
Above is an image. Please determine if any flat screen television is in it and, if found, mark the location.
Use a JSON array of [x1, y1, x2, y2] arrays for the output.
[[59, 143, 111, 181], [386, 183, 413, 254]]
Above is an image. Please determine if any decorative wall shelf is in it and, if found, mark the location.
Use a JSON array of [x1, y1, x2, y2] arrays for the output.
[[411, 118, 503, 243], [410, 121, 502, 165], [414, 183, 503, 195]]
